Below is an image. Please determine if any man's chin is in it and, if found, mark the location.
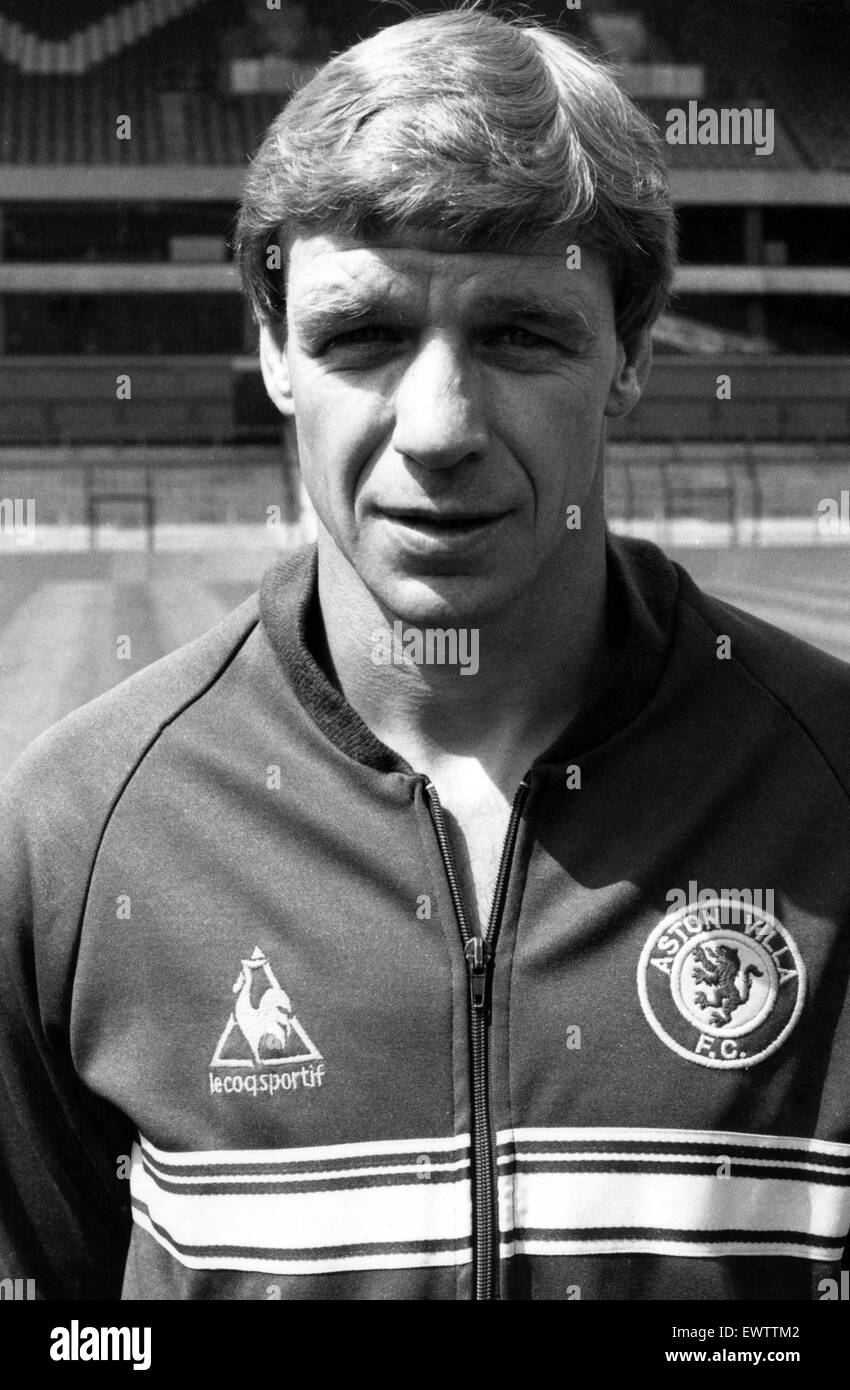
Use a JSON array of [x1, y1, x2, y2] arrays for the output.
[[367, 567, 517, 629], [323, 520, 533, 623]]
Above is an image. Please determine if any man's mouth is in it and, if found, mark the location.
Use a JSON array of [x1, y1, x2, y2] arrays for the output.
[[377, 509, 506, 531]]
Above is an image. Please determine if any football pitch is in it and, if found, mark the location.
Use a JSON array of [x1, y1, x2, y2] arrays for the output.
[[0, 548, 267, 779], [0, 541, 849, 781]]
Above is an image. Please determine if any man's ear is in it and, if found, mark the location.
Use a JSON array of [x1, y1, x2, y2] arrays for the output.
[[259, 321, 295, 417], [604, 327, 653, 419]]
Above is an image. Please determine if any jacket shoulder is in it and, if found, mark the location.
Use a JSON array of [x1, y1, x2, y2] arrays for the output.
[[1, 592, 259, 839], [674, 560, 850, 800]]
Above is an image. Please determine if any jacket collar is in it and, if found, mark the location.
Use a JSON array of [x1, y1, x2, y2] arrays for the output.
[[258, 531, 680, 773]]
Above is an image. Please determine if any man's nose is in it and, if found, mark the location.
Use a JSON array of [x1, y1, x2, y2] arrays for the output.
[[390, 337, 489, 470]]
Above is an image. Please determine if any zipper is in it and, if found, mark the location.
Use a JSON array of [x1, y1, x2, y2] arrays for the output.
[[425, 777, 530, 1300]]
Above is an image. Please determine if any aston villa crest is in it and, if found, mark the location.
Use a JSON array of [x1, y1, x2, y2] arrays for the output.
[[638, 899, 806, 1069]]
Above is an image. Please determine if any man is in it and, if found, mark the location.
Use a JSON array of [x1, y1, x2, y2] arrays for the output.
[[1, 7, 849, 1302]]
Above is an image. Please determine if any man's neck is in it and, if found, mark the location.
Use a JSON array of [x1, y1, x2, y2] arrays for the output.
[[314, 523, 615, 794]]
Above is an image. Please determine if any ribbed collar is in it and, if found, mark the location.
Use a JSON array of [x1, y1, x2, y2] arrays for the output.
[[258, 532, 680, 774]]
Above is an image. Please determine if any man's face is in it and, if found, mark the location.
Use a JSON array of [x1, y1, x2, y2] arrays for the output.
[[262, 229, 647, 623]]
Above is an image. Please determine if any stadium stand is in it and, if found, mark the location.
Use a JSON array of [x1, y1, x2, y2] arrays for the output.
[[645, 0, 850, 171], [0, 1, 213, 71], [0, 0, 281, 165]]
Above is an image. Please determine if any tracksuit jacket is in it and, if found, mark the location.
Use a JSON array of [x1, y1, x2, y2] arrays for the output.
[[1, 532, 849, 1301]]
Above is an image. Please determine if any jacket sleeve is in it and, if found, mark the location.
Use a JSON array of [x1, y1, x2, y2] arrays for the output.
[[0, 754, 134, 1300], [0, 599, 260, 1299]]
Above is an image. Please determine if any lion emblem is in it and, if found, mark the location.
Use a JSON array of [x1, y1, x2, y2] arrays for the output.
[[691, 942, 764, 1027]]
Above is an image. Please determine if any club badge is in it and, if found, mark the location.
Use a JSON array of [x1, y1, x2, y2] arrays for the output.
[[638, 899, 805, 1069]]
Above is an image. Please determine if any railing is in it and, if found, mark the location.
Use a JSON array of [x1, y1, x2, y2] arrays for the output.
[[0, 441, 308, 551], [605, 441, 850, 547]]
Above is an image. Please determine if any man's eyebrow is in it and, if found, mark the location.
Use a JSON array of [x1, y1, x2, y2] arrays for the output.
[[293, 285, 396, 340], [292, 285, 596, 341], [470, 292, 594, 335]]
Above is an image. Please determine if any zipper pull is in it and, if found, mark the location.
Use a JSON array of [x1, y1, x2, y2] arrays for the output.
[[465, 936, 491, 1011]]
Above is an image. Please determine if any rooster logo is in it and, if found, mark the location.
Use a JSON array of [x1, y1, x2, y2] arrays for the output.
[[233, 951, 294, 1066], [210, 947, 322, 1069]]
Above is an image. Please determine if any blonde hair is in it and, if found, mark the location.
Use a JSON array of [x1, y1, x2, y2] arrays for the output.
[[235, 6, 676, 354]]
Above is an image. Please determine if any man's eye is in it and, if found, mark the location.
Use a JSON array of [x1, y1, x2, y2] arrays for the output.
[[488, 327, 549, 348], [323, 326, 395, 351]]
